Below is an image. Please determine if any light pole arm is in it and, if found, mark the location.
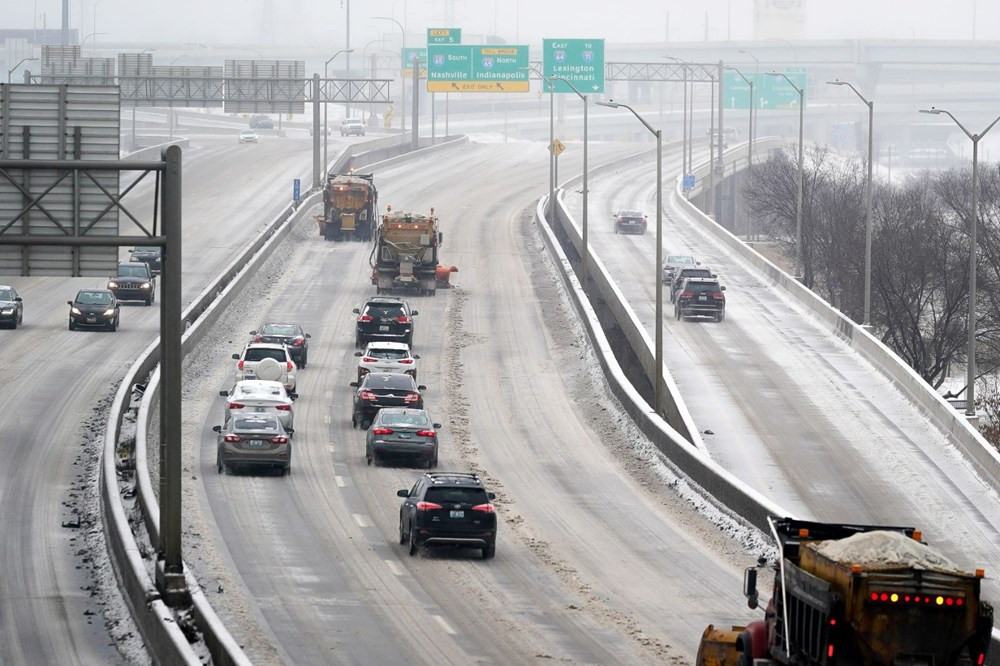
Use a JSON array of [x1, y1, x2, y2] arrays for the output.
[[979, 114, 1000, 141], [614, 101, 657, 137]]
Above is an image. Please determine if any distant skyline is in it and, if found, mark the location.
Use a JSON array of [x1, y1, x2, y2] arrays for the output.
[[4, 0, 999, 47]]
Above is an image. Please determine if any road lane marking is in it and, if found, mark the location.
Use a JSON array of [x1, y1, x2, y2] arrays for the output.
[[328, 442, 336, 453], [353, 513, 370, 528], [384, 559, 404, 576], [334, 475, 346, 487], [324, 414, 331, 424], [433, 615, 457, 635], [325, 390, 333, 400]]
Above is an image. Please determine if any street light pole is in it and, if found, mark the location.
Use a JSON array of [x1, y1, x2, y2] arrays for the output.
[[526, 67, 556, 220], [919, 107, 1000, 419], [665, 56, 689, 176], [726, 66, 754, 236], [373, 16, 406, 134], [597, 100, 664, 418], [553, 77, 589, 286], [324, 48, 355, 173], [7, 57, 39, 83], [767, 71, 805, 279], [828, 79, 874, 325]]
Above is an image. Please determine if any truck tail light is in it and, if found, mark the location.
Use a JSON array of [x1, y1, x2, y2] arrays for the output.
[[399, 359, 413, 364], [472, 503, 495, 513], [362, 357, 378, 363], [416, 501, 442, 511], [237, 360, 245, 370]]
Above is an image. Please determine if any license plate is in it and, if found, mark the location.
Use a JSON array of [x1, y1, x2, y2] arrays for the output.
[[698, 295, 707, 301], [87, 316, 97, 322], [254, 407, 266, 412], [399, 433, 411, 439], [244, 374, 256, 380], [450, 510, 464, 518], [379, 325, 389, 332], [247, 439, 264, 448]]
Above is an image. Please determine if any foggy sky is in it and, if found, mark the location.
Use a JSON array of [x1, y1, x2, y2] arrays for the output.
[[5, 0, 999, 48]]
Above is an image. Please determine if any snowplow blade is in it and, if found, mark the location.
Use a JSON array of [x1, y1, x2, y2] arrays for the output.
[[695, 625, 744, 666]]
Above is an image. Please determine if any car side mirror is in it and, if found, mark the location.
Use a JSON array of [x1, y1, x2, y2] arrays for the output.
[[67, 300, 73, 306], [696, 261, 702, 265], [352, 307, 360, 314], [249, 330, 256, 335], [432, 422, 442, 429], [289, 393, 298, 401], [354, 351, 363, 357], [349, 381, 359, 387], [128, 248, 135, 252], [487, 492, 496, 500], [212, 425, 222, 433], [410, 310, 419, 316], [15, 297, 22, 302], [305, 333, 312, 338], [743, 566, 759, 610], [219, 390, 229, 397], [721, 286, 727, 291], [413, 354, 421, 360], [711, 273, 717, 278], [396, 489, 409, 498], [231, 353, 239, 360], [437, 232, 444, 245], [417, 385, 426, 391], [286, 427, 294, 435]]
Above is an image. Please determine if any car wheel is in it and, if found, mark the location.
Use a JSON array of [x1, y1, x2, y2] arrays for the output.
[[68, 318, 75, 331], [352, 414, 358, 429], [299, 354, 307, 369], [613, 225, 618, 234], [216, 453, 224, 474], [283, 463, 291, 476], [482, 542, 496, 560], [366, 450, 373, 466], [399, 518, 408, 545], [430, 451, 438, 469], [361, 418, 371, 430], [408, 526, 419, 556], [717, 310, 725, 322]]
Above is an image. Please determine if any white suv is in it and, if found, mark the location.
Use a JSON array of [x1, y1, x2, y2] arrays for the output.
[[232, 343, 297, 393], [354, 341, 419, 382], [341, 118, 365, 136]]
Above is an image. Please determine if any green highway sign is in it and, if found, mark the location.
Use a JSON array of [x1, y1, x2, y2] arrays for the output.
[[401, 47, 427, 77], [722, 68, 806, 110], [427, 28, 461, 44], [542, 38, 605, 94], [426, 44, 530, 93]]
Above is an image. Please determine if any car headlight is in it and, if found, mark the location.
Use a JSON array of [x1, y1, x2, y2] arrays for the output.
[[1, 308, 13, 314], [71, 307, 82, 315], [108, 281, 118, 288], [140, 282, 151, 289], [103, 308, 116, 316]]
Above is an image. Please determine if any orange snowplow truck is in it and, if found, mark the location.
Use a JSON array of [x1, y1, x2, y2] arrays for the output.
[[697, 517, 993, 666], [317, 173, 377, 242], [370, 206, 442, 296]]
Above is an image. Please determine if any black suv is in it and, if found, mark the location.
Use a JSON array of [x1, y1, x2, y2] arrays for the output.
[[350, 372, 426, 429], [129, 245, 162, 275], [107, 261, 155, 305], [353, 297, 418, 348], [670, 266, 716, 303], [674, 277, 726, 322], [249, 114, 273, 129], [397, 472, 497, 559]]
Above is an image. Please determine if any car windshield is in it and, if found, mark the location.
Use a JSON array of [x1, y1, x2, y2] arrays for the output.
[[679, 269, 713, 279], [236, 382, 285, 397], [365, 303, 406, 319], [667, 255, 695, 266], [687, 282, 721, 294], [261, 324, 298, 336], [244, 348, 287, 362], [380, 411, 430, 427], [241, 130, 254, 135], [364, 374, 415, 390], [234, 417, 278, 431], [424, 487, 488, 505], [0, 289, 14, 301], [117, 265, 148, 277], [132, 246, 159, 254], [368, 348, 409, 360], [77, 291, 112, 305], [620, 210, 644, 218]]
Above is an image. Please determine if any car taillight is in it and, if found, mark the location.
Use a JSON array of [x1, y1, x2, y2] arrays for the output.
[[286, 361, 293, 371], [362, 357, 378, 363], [396, 316, 411, 323], [227, 402, 245, 409], [271, 436, 288, 444], [680, 291, 693, 298], [416, 429, 436, 437], [237, 360, 245, 370], [293, 337, 304, 346], [416, 501, 443, 511], [372, 427, 393, 435], [713, 292, 725, 299], [399, 359, 413, 364], [404, 392, 420, 403], [472, 503, 495, 513], [253, 336, 261, 342], [358, 315, 374, 322], [276, 404, 291, 411], [223, 435, 241, 442], [360, 390, 377, 400]]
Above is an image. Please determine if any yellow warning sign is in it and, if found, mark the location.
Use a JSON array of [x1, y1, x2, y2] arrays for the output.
[[426, 81, 530, 94], [549, 139, 566, 157]]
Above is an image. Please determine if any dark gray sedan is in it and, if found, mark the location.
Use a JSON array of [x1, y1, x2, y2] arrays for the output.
[[214, 415, 292, 475], [0, 285, 23, 329], [68, 289, 120, 331], [366, 408, 440, 468]]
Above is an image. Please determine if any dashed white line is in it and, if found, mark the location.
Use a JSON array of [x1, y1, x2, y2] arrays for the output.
[[334, 475, 346, 487], [384, 559, 404, 576], [352, 513, 370, 528], [327, 442, 336, 454], [325, 390, 333, 400], [323, 414, 331, 424], [433, 615, 457, 635]]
